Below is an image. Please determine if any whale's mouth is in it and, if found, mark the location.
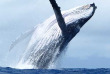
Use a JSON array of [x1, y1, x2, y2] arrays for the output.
[[89, 3, 97, 18], [81, 3, 97, 11], [90, 3, 97, 10]]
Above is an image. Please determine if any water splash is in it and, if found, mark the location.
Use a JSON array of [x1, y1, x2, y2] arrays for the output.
[[9, 25, 38, 51]]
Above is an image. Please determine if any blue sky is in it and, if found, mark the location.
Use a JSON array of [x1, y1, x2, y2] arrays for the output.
[[0, 0, 110, 68]]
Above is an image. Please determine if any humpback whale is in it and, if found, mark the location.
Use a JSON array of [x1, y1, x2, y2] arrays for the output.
[[11, 3, 97, 69]]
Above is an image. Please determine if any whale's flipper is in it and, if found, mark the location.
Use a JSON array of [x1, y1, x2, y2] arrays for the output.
[[49, 0, 67, 36], [9, 25, 38, 51]]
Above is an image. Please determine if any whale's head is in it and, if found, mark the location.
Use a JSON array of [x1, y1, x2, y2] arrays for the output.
[[65, 3, 97, 33], [63, 3, 97, 40]]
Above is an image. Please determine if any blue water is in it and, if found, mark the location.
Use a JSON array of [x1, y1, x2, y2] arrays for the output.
[[0, 67, 110, 74]]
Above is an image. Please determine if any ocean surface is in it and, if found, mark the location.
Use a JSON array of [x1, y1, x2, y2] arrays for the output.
[[0, 67, 110, 74]]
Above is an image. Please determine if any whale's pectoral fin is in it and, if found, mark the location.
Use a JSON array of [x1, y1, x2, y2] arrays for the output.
[[49, 0, 67, 36]]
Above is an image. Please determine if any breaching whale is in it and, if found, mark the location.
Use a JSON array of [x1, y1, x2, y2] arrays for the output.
[[10, 3, 97, 69]]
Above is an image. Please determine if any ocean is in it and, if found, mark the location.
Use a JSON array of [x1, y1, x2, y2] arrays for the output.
[[0, 67, 110, 74]]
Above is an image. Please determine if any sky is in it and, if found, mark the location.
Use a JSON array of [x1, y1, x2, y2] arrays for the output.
[[0, 0, 110, 68]]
